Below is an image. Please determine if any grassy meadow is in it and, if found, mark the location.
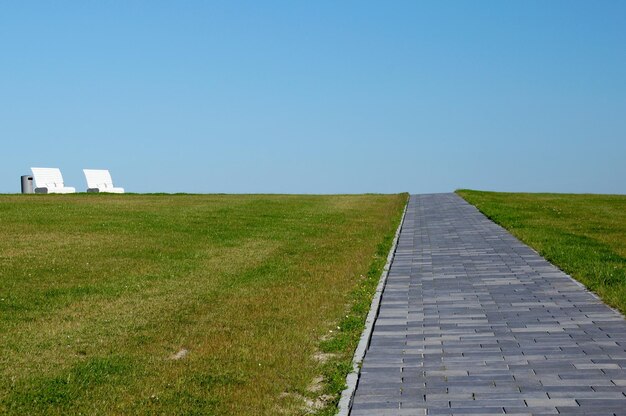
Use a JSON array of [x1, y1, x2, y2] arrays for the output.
[[0, 193, 406, 415], [457, 190, 626, 314]]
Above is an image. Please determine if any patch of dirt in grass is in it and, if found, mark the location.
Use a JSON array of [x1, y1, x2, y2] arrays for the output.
[[307, 375, 324, 393], [313, 351, 336, 363], [168, 348, 189, 360], [278, 392, 333, 414], [304, 394, 334, 413]]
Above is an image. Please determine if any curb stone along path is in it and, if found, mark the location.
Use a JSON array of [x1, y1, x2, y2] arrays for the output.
[[349, 193, 626, 416]]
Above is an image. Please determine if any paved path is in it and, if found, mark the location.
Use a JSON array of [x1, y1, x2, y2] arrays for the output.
[[350, 193, 626, 416]]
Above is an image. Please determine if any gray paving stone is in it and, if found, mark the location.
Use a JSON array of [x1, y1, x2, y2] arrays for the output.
[[349, 194, 626, 416]]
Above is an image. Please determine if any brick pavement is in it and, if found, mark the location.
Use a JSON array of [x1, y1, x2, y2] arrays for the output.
[[350, 193, 626, 416]]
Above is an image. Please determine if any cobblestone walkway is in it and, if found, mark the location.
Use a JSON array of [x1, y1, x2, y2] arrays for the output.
[[350, 193, 626, 416]]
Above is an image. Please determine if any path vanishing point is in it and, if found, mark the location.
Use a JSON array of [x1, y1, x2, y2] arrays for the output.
[[350, 193, 626, 416]]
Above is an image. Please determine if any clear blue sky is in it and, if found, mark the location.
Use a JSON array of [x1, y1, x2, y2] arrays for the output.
[[1, 1, 625, 194]]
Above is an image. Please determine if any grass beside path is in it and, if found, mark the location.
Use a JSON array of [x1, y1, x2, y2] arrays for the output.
[[0, 193, 406, 415], [457, 190, 626, 314]]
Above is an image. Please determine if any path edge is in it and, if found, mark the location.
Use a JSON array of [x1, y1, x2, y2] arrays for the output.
[[336, 197, 409, 416], [459, 192, 626, 321]]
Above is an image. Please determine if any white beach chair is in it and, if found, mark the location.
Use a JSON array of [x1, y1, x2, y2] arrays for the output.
[[83, 169, 125, 193], [31, 167, 76, 194]]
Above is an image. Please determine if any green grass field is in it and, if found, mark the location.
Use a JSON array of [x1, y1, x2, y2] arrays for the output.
[[0, 193, 406, 415], [457, 190, 626, 314]]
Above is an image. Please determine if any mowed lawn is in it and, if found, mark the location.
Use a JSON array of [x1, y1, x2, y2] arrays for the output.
[[457, 190, 626, 314], [0, 194, 406, 415]]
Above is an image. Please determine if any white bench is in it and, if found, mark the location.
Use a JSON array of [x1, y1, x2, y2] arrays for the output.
[[83, 169, 125, 193], [31, 167, 76, 194]]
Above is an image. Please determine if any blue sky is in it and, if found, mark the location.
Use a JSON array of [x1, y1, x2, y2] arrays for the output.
[[1, 1, 625, 194]]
